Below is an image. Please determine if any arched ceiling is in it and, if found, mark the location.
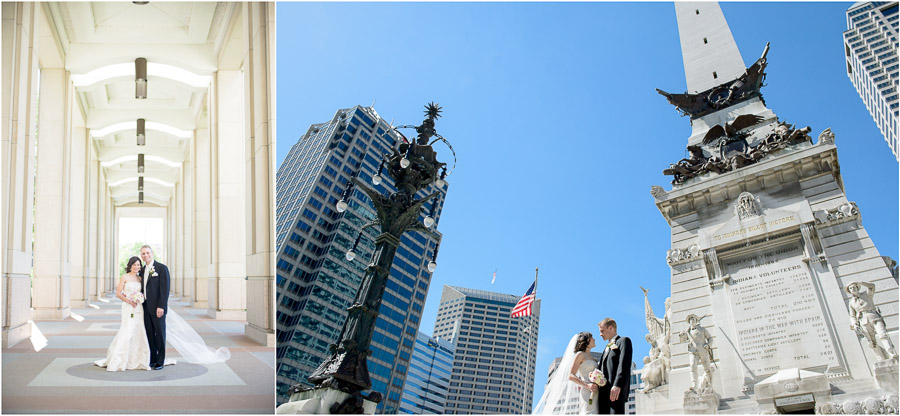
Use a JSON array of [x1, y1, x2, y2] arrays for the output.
[[44, 2, 237, 207]]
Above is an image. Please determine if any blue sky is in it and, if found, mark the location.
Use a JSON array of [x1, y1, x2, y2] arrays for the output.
[[275, 2, 898, 408]]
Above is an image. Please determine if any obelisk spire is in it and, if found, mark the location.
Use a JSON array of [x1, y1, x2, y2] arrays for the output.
[[675, 3, 746, 93]]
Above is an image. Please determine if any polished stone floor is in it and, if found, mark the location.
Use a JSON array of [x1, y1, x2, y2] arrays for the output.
[[2, 295, 274, 413]]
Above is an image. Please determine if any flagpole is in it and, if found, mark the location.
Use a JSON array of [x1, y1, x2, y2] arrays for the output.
[[521, 267, 538, 414]]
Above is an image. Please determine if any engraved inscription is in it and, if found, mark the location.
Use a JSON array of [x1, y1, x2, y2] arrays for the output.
[[722, 241, 839, 376]]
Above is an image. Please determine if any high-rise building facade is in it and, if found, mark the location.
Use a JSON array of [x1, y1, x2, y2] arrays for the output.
[[274, 105, 448, 413], [399, 332, 455, 414], [433, 285, 541, 414], [625, 362, 640, 415], [843, 2, 899, 160]]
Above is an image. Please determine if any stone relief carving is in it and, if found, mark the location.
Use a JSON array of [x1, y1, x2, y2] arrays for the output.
[[650, 185, 666, 198], [814, 201, 860, 225], [663, 120, 812, 186], [641, 287, 671, 393], [667, 244, 701, 265], [679, 314, 715, 393], [817, 395, 899, 415], [846, 281, 898, 361], [735, 192, 763, 220]]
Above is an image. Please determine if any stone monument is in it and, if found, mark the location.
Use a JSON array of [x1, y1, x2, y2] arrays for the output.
[[641, 2, 899, 414]]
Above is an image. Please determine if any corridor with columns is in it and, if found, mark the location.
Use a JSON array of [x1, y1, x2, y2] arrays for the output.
[[2, 2, 276, 411]]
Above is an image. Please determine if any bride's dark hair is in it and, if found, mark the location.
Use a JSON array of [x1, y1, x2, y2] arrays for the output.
[[125, 256, 143, 281], [574, 331, 593, 353]]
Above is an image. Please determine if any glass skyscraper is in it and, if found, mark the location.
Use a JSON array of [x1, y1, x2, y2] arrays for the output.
[[433, 285, 541, 414], [843, 2, 899, 160], [275, 105, 447, 413], [399, 332, 455, 414]]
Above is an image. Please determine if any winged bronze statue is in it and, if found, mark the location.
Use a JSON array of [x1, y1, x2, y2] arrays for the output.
[[701, 114, 765, 145]]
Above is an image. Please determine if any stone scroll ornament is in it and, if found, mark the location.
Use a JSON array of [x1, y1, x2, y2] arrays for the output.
[[845, 281, 898, 361], [667, 244, 701, 265], [814, 201, 860, 225], [641, 287, 672, 393]]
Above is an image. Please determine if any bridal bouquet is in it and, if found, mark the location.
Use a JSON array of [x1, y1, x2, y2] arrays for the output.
[[125, 292, 145, 318], [588, 369, 607, 405]]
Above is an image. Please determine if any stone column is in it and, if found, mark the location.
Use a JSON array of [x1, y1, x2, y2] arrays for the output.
[[69, 120, 88, 307], [32, 67, 73, 320], [193, 126, 211, 308], [174, 177, 183, 296], [107, 199, 116, 294], [97, 171, 109, 297], [207, 69, 247, 320], [86, 152, 100, 301], [182, 155, 194, 300], [2, 2, 38, 346], [242, 2, 275, 346]]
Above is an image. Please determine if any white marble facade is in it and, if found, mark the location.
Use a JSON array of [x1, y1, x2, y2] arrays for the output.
[[641, 3, 899, 414]]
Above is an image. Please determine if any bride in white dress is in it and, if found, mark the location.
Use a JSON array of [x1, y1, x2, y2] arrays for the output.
[[534, 332, 599, 415], [94, 257, 150, 371], [94, 256, 231, 371]]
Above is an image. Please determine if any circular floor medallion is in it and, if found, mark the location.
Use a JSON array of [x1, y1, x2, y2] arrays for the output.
[[67, 362, 209, 381]]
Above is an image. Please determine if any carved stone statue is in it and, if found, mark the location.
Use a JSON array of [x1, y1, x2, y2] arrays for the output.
[[642, 287, 672, 386], [846, 281, 898, 361], [679, 314, 714, 393], [819, 127, 835, 145], [641, 335, 665, 393]]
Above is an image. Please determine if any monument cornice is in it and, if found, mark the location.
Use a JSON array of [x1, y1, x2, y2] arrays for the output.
[[653, 143, 841, 225]]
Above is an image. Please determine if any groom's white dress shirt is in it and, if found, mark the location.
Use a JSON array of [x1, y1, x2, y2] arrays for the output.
[[144, 261, 154, 293]]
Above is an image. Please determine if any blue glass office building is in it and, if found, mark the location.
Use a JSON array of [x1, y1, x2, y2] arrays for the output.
[[275, 105, 447, 413], [399, 332, 455, 414]]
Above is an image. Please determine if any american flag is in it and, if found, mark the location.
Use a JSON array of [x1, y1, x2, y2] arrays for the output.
[[511, 281, 536, 318]]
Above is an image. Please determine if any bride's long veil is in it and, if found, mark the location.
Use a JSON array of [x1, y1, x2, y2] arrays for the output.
[[533, 334, 582, 414], [165, 307, 231, 364]]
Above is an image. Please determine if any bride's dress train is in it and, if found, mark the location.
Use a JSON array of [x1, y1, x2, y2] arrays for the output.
[[94, 282, 150, 371], [166, 307, 231, 364]]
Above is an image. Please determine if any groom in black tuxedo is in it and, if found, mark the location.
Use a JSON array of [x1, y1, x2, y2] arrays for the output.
[[140, 245, 170, 370], [596, 318, 633, 414]]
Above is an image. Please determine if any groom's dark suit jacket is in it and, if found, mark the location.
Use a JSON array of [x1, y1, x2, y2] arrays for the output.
[[141, 261, 170, 313], [597, 335, 633, 413]]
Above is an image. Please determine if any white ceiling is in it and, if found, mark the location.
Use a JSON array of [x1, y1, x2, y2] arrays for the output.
[[44, 2, 236, 207]]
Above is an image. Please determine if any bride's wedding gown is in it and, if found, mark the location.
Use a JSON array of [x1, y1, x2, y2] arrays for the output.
[[575, 356, 598, 415], [94, 282, 151, 371]]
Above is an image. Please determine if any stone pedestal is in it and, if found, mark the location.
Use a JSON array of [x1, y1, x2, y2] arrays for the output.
[[275, 387, 377, 414], [684, 390, 720, 414], [754, 368, 831, 414], [874, 359, 899, 394], [636, 384, 674, 414]]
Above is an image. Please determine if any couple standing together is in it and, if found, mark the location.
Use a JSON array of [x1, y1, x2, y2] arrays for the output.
[[536, 318, 633, 415], [94, 245, 229, 371]]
